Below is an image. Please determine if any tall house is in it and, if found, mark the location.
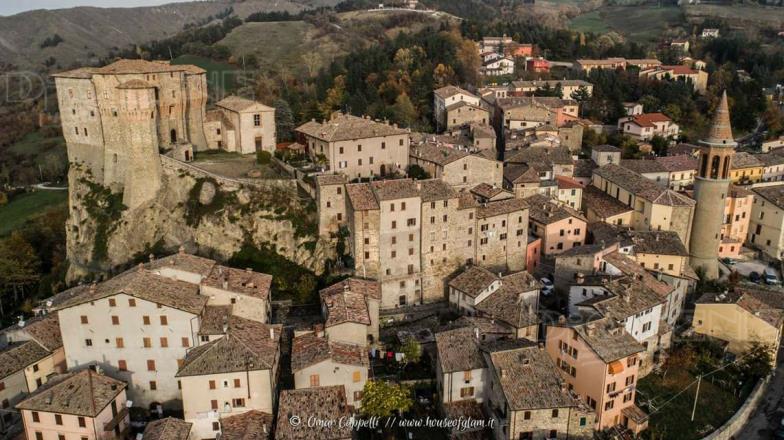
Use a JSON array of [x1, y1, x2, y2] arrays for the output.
[[689, 92, 736, 280], [296, 113, 410, 180]]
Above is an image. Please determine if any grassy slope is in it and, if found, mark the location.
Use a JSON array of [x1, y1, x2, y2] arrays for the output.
[[570, 6, 685, 43], [0, 191, 68, 236]]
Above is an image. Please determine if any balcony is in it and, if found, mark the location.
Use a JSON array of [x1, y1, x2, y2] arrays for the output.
[[103, 407, 129, 432]]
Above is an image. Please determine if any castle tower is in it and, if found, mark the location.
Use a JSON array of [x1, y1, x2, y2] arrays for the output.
[[689, 91, 735, 280], [118, 80, 162, 210]]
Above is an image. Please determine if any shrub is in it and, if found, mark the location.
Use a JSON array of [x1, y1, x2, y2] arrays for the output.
[[256, 150, 272, 165]]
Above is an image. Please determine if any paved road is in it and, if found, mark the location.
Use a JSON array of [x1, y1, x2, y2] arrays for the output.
[[737, 348, 784, 439]]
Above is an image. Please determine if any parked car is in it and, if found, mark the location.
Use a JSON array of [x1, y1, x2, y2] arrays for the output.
[[721, 257, 736, 266], [765, 267, 780, 285], [540, 277, 554, 295], [749, 271, 761, 283]]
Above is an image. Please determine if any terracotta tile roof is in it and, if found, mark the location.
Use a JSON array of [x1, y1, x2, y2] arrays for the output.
[[290, 333, 368, 371], [54, 59, 206, 78], [345, 183, 379, 211], [177, 317, 281, 377], [570, 318, 644, 363], [592, 144, 621, 153], [0, 341, 51, 380], [731, 152, 763, 170], [728, 184, 753, 198], [555, 175, 583, 189], [370, 179, 419, 201], [620, 159, 667, 174], [475, 272, 540, 329], [505, 146, 573, 166], [704, 91, 735, 145], [295, 113, 408, 142], [217, 96, 273, 113], [496, 96, 576, 112], [446, 316, 514, 338], [410, 143, 470, 166], [512, 79, 592, 89], [668, 143, 700, 156], [573, 159, 597, 178], [147, 252, 217, 279], [142, 418, 193, 440], [526, 194, 586, 225], [626, 113, 672, 128], [202, 265, 272, 301], [576, 277, 665, 322], [504, 164, 540, 185], [485, 342, 579, 411], [602, 252, 673, 299], [10, 314, 63, 351], [198, 305, 233, 335], [315, 174, 347, 186], [594, 164, 695, 206], [434, 85, 475, 100], [655, 154, 698, 172], [448, 266, 499, 297], [55, 268, 206, 315], [435, 327, 485, 373], [753, 184, 784, 209], [631, 230, 688, 256], [756, 153, 784, 167], [275, 386, 352, 440], [582, 186, 633, 218], [442, 399, 484, 421], [16, 370, 125, 417], [418, 179, 459, 202], [477, 197, 528, 219], [470, 183, 507, 200], [320, 278, 379, 327], [220, 410, 273, 440], [458, 191, 480, 210]]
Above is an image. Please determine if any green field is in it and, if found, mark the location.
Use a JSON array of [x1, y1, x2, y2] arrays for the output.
[[172, 54, 240, 94], [0, 191, 68, 236], [570, 6, 686, 43]]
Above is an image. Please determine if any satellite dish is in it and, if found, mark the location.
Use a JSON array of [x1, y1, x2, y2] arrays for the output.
[[126, 400, 133, 408]]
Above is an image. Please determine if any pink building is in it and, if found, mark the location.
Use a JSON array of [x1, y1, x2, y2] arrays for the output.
[[719, 185, 753, 258], [526, 194, 588, 255], [526, 236, 542, 273], [17, 370, 129, 440], [546, 319, 648, 434]]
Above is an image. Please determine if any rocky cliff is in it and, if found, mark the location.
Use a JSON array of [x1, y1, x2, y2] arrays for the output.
[[65, 158, 333, 282]]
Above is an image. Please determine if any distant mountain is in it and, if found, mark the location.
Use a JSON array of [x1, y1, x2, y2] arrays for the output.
[[0, 0, 341, 69]]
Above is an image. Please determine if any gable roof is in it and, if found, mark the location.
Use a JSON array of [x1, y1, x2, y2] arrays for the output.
[[570, 318, 644, 363], [434, 85, 475, 100], [696, 287, 784, 329], [54, 59, 205, 78], [474, 272, 540, 329], [448, 266, 498, 297], [220, 410, 273, 440], [320, 278, 379, 327], [435, 327, 485, 373], [526, 194, 586, 225], [296, 113, 408, 142], [143, 418, 193, 440], [16, 370, 126, 417], [275, 386, 351, 440], [176, 317, 281, 377], [0, 341, 51, 380], [290, 333, 368, 371], [594, 164, 695, 206], [217, 96, 273, 113], [625, 113, 672, 128], [202, 265, 272, 301]]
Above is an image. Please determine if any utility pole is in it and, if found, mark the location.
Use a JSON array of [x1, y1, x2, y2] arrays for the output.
[[691, 375, 702, 421]]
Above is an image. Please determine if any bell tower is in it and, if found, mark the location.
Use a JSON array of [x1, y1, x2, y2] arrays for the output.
[[689, 91, 735, 280]]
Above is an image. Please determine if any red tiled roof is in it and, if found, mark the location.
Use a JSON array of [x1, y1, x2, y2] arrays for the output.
[[629, 113, 672, 128]]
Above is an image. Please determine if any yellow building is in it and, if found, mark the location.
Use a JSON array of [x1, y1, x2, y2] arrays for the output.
[[729, 152, 764, 184], [693, 288, 784, 358]]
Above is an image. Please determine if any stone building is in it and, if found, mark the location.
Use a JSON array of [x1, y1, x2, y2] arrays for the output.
[[274, 386, 352, 440], [296, 113, 410, 179], [53, 59, 274, 210], [215, 96, 276, 154], [319, 278, 380, 346], [690, 92, 736, 279], [342, 179, 528, 308], [409, 142, 502, 189], [433, 85, 485, 132], [315, 174, 348, 237], [143, 417, 193, 440]]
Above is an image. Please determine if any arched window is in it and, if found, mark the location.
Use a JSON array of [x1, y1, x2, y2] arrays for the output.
[[722, 156, 731, 179], [700, 153, 709, 177], [710, 155, 721, 179]]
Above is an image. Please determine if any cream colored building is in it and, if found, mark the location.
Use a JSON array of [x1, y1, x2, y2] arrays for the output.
[[749, 185, 784, 259], [0, 341, 58, 410], [320, 278, 380, 346], [409, 143, 502, 189], [434, 85, 484, 132], [296, 113, 410, 179], [435, 327, 491, 405], [176, 317, 281, 440], [511, 79, 594, 100], [291, 333, 368, 407], [17, 370, 130, 440], [693, 288, 784, 357], [639, 65, 709, 93], [215, 96, 276, 154], [575, 58, 661, 73], [591, 164, 695, 248]]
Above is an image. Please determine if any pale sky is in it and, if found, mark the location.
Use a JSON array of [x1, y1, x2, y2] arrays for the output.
[[0, 0, 194, 17]]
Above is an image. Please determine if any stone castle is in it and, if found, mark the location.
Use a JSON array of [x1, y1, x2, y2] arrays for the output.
[[53, 59, 276, 210]]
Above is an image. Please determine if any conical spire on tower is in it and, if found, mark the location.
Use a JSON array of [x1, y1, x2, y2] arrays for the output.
[[702, 91, 735, 147]]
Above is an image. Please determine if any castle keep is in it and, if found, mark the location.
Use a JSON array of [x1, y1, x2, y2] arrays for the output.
[[53, 59, 275, 210]]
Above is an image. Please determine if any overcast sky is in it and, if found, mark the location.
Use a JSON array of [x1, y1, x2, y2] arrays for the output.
[[0, 0, 193, 17]]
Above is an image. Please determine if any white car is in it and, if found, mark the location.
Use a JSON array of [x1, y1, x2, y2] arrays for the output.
[[540, 277, 554, 295]]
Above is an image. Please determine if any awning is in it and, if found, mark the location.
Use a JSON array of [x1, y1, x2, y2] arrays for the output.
[[608, 360, 625, 374]]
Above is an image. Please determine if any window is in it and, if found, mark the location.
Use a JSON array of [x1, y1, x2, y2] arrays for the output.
[[147, 360, 156, 371], [391, 221, 397, 229], [160, 337, 168, 348], [111, 315, 119, 325], [32, 412, 39, 422], [80, 316, 88, 324], [232, 398, 246, 408], [353, 371, 361, 383], [55, 414, 63, 425], [626, 375, 635, 386], [253, 114, 261, 126], [160, 316, 168, 325], [32, 363, 39, 373], [209, 380, 216, 390], [182, 337, 190, 347], [628, 356, 637, 367], [234, 378, 241, 388], [607, 382, 616, 393], [605, 400, 615, 410], [310, 375, 320, 387], [128, 298, 136, 307], [142, 316, 150, 325], [59, 435, 65, 440], [459, 387, 474, 397], [143, 337, 151, 348], [35, 433, 43, 440], [118, 360, 127, 371], [524, 411, 531, 420], [212, 422, 220, 431], [78, 416, 86, 427], [85, 339, 92, 347], [549, 430, 557, 439], [580, 417, 587, 427], [149, 381, 157, 390], [115, 338, 124, 348], [108, 298, 116, 307], [407, 218, 416, 226]]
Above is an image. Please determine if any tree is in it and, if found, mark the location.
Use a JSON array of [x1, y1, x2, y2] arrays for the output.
[[319, 75, 346, 118], [391, 93, 417, 128], [650, 135, 669, 157], [736, 342, 774, 380], [432, 63, 457, 89], [406, 164, 430, 180], [360, 380, 412, 418], [570, 86, 591, 115], [400, 337, 421, 366], [274, 99, 295, 141], [0, 232, 40, 315]]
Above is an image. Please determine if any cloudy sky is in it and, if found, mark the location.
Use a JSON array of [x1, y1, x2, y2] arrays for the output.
[[0, 0, 192, 16]]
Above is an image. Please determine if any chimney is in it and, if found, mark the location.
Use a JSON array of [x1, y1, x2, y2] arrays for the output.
[[558, 315, 566, 324], [576, 272, 585, 284], [500, 368, 507, 378], [137, 263, 144, 273], [148, 254, 155, 263], [270, 327, 275, 340]]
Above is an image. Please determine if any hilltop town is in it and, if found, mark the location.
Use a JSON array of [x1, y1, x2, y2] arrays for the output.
[[5, 2, 784, 440]]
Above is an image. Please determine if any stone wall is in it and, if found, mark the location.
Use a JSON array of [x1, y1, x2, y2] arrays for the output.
[[701, 377, 769, 440], [66, 155, 333, 281]]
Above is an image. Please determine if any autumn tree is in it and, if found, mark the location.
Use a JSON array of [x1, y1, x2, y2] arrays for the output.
[[360, 380, 412, 418], [0, 232, 40, 316], [319, 75, 347, 118]]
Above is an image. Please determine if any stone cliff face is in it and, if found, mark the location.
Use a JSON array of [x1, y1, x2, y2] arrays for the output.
[[65, 159, 333, 281]]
